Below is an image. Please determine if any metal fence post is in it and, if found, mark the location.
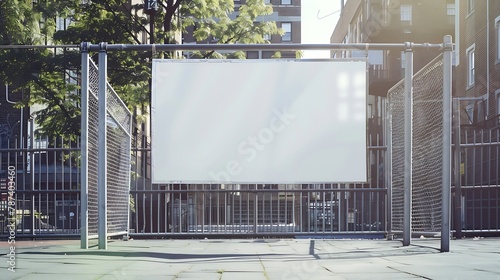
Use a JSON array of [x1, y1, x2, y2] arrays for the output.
[[29, 119, 35, 236], [80, 42, 90, 249], [98, 42, 108, 250], [403, 43, 414, 246], [441, 35, 453, 252], [386, 98, 393, 235], [453, 98, 462, 239]]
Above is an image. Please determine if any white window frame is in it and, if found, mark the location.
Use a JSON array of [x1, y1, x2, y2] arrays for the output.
[[400, 5, 412, 24], [466, 44, 475, 87], [447, 3, 455, 16], [281, 0, 291, 5], [478, 94, 488, 121], [281, 22, 292, 42]]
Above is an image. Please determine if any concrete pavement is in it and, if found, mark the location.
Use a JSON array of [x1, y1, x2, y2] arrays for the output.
[[1, 237, 500, 279]]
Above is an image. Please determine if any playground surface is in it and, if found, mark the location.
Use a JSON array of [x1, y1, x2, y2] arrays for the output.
[[1, 237, 500, 279]]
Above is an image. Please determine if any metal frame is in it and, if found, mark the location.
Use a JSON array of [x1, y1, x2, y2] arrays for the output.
[[441, 35, 453, 252], [403, 43, 414, 247], [0, 37, 435, 250], [97, 43, 108, 250], [77, 37, 452, 251], [79, 42, 132, 249], [80, 43, 90, 249]]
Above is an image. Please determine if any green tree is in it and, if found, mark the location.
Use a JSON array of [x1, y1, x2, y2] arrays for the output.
[[0, 0, 81, 136], [1, 0, 283, 138]]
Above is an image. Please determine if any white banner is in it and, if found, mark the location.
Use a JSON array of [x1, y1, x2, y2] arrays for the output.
[[152, 59, 367, 183]]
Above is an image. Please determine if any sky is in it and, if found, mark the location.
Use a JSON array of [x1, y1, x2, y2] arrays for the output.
[[301, 0, 342, 58]]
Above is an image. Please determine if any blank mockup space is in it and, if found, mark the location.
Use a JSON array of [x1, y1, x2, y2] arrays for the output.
[[152, 59, 367, 184]]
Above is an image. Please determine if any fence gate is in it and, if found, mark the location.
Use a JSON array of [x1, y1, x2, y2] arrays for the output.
[[80, 44, 132, 249], [389, 54, 445, 235]]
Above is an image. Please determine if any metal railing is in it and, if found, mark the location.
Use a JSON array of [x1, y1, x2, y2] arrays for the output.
[[452, 125, 500, 234], [2, 38, 499, 244], [129, 183, 387, 238], [1, 127, 499, 239], [0, 137, 81, 237]]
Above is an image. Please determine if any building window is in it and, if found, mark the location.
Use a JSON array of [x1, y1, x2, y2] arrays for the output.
[[281, 0, 291, 5], [496, 16, 500, 62], [400, 5, 412, 24], [467, 0, 474, 15], [466, 44, 475, 87], [497, 90, 500, 118], [281, 22, 291, 41], [446, 3, 455, 24], [447, 3, 455, 16], [264, 0, 271, 3]]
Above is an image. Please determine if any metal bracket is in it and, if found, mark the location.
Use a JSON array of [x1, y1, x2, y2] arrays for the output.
[[99, 42, 108, 52]]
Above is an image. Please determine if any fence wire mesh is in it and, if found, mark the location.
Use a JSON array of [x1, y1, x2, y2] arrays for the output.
[[389, 54, 444, 233], [86, 59, 131, 237]]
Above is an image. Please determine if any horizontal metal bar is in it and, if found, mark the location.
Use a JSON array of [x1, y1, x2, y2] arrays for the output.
[[0, 190, 80, 194], [87, 42, 444, 52], [460, 141, 500, 147], [130, 188, 387, 193], [0, 42, 446, 52], [368, 146, 387, 150], [0, 147, 81, 152], [0, 234, 80, 238], [131, 148, 152, 151], [453, 97, 485, 101], [129, 232, 387, 238], [132, 147, 384, 151], [455, 185, 500, 189], [0, 44, 79, 49]]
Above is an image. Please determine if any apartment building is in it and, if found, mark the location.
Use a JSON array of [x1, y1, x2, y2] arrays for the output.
[[455, 0, 500, 127], [331, 0, 454, 96], [182, 0, 301, 58]]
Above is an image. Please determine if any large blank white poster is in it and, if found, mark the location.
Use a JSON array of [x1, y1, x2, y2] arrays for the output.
[[152, 59, 366, 184]]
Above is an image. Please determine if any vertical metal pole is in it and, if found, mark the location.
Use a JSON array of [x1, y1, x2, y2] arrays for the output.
[[254, 192, 258, 234], [80, 42, 90, 249], [453, 98, 462, 239], [403, 43, 413, 246], [386, 98, 393, 235], [441, 35, 453, 252], [30, 118, 35, 236], [98, 43, 108, 250], [126, 116, 132, 241]]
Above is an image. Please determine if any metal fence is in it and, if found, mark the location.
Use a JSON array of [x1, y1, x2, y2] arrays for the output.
[[0, 135, 81, 237], [2, 106, 497, 240], [388, 54, 445, 234], [1, 40, 499, 243], [128, 101, 389, 237], [0, 132, 389, 239], [80, 52, 132, 249], [131, 184, 387, 237], [453, 118, 500, 234]]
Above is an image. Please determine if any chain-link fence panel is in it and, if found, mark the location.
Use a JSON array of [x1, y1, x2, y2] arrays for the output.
[[389, 54, 444, 233], [84, 58, 131, 239]]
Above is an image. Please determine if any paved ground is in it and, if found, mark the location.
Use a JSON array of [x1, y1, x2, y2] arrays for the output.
[[1, 237, 500, 279]]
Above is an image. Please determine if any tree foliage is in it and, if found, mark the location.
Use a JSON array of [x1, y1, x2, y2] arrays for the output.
[[0, 0, 283, 138]]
